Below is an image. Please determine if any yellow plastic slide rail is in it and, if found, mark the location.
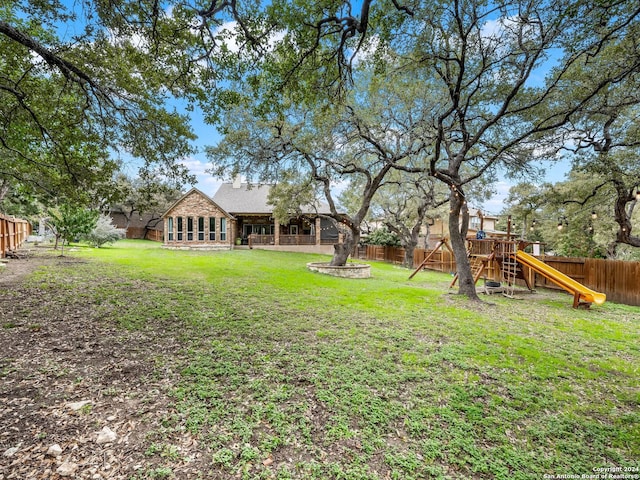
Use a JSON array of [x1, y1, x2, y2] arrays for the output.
[[515, 250, 606, 307]]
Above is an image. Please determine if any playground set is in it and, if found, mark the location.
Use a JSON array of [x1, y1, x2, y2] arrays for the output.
[[409, 237, 607, 308]]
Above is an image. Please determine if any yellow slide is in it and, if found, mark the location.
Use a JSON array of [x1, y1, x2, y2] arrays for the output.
[[514, 250, 606, 307]]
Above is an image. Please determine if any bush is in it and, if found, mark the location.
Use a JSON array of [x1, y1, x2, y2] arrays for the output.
[[84, 215, 126, 247], [363, 228, 401, 247]]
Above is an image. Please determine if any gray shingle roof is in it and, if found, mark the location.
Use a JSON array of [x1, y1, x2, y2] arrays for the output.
[[212, 183, 273, 214], [211, 183, 333, 215]]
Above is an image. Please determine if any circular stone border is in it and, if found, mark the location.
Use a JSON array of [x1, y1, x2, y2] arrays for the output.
[[306, 262, 371, 279]]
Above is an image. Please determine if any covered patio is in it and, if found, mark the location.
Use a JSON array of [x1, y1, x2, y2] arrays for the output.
[[237, 215, 341, 247]]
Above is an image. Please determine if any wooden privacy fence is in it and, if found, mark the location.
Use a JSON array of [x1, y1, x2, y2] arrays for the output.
[[125, 227, 163, 242], [360, 245, 640, 307], [0, 214, 31, 258], [364, 245, 407, 265], [361, 245, 456, 272], [145, 229, 163, 242], [541, 256, 640, 307]]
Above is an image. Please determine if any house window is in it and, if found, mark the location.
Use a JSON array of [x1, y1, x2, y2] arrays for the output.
[[248, 224, 274, 235], [167, 217, 174, 241], [209, 217, 216, 241], [220, 218, 227, 241], [177, 217, 183, 241], [198, 217, 204, 241], [187, 217, 194, 241], [290, 225, 298, 235]]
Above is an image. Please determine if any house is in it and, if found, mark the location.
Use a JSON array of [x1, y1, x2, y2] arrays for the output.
[[161, 180, 341, 254], [425, 209, 508, 248]]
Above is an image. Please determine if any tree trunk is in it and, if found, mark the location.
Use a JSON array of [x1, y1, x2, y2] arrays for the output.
[[0, 180, 9, 203], [423, 222, 431, 249], [330, 228, 359, 266], [404, 244, 415, 269], [613, 183, 640, 248], [449, 191, 479, 301]]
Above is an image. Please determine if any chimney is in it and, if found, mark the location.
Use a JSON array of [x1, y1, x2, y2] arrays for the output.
[[232, 175, 242, 189]]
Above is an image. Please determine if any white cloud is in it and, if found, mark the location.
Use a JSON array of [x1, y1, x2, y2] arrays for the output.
[[481, 18, 505, 39], [180, 156, 209, 176], [482, 180, 511, 215], [214, 21, 242, 53], [195, 176, 222, 197], [179, 156, 222, 196]]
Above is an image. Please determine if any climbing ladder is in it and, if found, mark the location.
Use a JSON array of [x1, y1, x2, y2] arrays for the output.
[[501, 243, 519, 298]]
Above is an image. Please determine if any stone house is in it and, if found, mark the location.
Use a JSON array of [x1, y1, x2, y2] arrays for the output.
[[162, 181, 341, 254]]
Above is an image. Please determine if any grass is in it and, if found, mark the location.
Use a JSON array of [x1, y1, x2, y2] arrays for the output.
[[31, 240, 640, 478]]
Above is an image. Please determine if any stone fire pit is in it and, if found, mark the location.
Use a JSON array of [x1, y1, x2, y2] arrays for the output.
[[306, 262, 371, 279]]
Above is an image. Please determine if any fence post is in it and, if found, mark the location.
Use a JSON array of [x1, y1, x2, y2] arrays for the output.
[[0, 216, 5, 258]]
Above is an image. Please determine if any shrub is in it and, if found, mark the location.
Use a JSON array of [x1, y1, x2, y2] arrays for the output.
[[84, 215, 126, 247], [363, 228, 401, 247]]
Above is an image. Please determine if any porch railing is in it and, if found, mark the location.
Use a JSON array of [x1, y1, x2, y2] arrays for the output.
[[279, 234, 316, 245], [248, 233, 327, 246], [249, 234, 275, 246]]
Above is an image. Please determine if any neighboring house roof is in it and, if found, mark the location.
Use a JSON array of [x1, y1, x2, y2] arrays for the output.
[[468, 208, 499, 220], [110, 211, 165, 231], [212, 182, 334, 216]]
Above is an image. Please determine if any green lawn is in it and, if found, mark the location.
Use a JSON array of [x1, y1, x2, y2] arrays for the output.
[[38, 241, 640, 478]]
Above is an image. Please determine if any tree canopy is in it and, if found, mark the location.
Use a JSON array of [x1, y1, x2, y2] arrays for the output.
[[1, 0, 198, 206]]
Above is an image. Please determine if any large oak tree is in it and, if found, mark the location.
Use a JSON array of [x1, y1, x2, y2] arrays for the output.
[[210, 65, 433, 266]]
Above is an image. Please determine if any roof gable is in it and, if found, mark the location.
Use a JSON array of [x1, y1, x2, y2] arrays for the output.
[[162, 188, 233, 219]]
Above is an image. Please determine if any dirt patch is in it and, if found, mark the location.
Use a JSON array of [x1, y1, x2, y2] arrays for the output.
[[0, 251, 207, 479]]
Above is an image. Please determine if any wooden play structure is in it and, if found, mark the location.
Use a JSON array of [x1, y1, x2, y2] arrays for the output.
[[446, 239, 533, 292], [408, 238, 455, 280], [410, 237, 606, 308]]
